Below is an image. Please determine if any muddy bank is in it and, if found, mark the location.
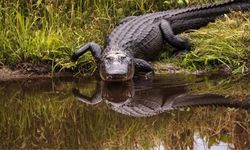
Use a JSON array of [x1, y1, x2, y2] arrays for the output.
[[0, 62, 248, 82], [0, 66, 74, 82], [0, 63, 189, 82]]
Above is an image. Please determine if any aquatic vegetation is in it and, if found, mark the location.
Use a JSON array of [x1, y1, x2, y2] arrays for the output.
[[0, 0, 249, 74]]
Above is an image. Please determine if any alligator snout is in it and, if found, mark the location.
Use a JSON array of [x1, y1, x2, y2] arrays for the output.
[[106, 73, 127, 81], [100, 64, 134, 82], [99, 53, 135, 82]]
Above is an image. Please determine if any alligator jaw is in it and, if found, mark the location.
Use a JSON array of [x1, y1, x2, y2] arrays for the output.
[[99, 51, 135, 82]]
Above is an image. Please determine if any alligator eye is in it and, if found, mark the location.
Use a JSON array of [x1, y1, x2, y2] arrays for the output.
[[106, 57, 112, 62], [121, 56, 126, 60]]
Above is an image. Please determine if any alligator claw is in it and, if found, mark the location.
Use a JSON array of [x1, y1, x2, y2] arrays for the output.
[[71, 53, 78, 62], [170, 49, 191, 57]]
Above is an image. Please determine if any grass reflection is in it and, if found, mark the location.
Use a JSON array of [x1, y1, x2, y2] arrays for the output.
[[0, 76, 249, 149]]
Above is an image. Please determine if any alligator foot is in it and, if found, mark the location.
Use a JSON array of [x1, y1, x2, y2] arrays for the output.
[[134, 58, 154, 73], [135, 71, 154, 80], [170, 48, 192, 57]]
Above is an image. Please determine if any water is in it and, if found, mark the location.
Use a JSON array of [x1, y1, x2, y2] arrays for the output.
[[0, 74, 249, 149]]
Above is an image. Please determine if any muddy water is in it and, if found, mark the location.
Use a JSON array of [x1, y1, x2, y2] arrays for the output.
[[0, 74, 249, 149]]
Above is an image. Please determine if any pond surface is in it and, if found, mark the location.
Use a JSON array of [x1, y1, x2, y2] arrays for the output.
[[0, 74, 249, 149]]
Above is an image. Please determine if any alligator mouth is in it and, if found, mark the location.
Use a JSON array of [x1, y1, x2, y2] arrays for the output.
[[100, 68, 134, 82], [104, 74, 130, 82], [99, 55, 135, 82]]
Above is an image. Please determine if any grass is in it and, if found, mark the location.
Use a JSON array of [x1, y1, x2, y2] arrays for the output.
[[180, 12, 250, 74], [157, 11, 250, 74], [0, 0, 249, 74]]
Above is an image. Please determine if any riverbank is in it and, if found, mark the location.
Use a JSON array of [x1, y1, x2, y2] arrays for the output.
[[0, 61, 248, 82], [0, 1, 249, 80], [0, 65, 74, 82]]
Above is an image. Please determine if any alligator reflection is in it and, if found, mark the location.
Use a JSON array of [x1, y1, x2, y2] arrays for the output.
[[73, 79, 250, 117], [1, 76, 250, 149]]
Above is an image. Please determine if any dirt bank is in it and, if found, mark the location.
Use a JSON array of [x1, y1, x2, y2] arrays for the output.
[[0, 66, 74, 82], [1, 62, 247, 82]]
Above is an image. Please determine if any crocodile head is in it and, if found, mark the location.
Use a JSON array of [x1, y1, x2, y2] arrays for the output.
[[99, 50, 134, 82]]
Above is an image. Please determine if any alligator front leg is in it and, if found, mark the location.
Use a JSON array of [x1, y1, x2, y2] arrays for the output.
[[134, 58, 154, 74], [71, 42, 102, 62], [160, 20, 191, 54]]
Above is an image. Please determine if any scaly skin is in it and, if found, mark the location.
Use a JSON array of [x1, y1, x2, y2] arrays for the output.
[[72, 0, 250, 81]]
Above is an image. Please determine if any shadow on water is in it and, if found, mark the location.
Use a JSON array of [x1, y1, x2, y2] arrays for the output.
[[0, 74, 250, 149]]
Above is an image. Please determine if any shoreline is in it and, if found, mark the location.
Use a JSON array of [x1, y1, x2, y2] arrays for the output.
[[1, 63, 247, 82], [0, 66, 75, 82]]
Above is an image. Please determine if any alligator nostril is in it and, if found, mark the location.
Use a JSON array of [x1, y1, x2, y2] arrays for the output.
[[107, 73, 126, 80], [108, 75, 113, 79]]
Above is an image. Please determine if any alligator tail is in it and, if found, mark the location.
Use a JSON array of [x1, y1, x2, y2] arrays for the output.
[[171, 94, 250, 110], [169, 0, 250, 33]]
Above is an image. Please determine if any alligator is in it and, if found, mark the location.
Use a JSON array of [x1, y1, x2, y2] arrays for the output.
[[71, 0, 250, 81], [72, 78, 250, 117]]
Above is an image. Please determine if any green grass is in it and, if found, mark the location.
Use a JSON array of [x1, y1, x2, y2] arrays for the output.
[[0, 0, 249, 74], [180, 12, 250, 74], [157, 12, 250, 74]]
